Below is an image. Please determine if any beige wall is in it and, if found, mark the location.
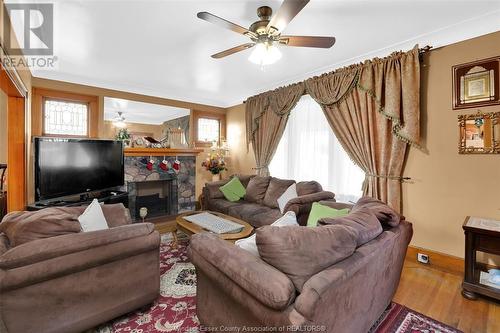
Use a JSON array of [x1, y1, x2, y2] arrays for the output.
[[225, 31, 500, 261], [101, 121, 164, 140], [226, 103, 256, 176], [403, 31, 500, 260], [0, 90, 7, 164]]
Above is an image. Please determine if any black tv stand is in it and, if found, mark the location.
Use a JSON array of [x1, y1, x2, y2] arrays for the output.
[[27, 190, 129, 211]]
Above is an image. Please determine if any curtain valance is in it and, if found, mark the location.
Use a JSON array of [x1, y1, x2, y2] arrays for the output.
[[246, 45, 421, 148], [245, 82, 305, 176]]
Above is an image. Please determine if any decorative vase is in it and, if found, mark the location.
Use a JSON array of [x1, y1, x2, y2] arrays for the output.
[[212, 173, 221, 182]]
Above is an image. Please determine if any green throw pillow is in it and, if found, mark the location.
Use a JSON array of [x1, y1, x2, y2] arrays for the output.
[[219, 177, 246, 202], [306, 202, 350, 227]]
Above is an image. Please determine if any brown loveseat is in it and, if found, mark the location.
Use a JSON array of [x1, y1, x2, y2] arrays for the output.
[[201, 175, 335, 227], [0, 204, 160, 333], [189, 199, 413, 332]]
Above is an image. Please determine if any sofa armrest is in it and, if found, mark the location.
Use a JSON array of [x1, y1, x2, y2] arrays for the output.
[[0, 223, 156, 269], [283, 191, 336, 218], [188, 233, 296, 310]]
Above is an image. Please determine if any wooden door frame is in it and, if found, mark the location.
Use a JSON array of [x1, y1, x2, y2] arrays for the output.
[[1, 60, 29, 212]]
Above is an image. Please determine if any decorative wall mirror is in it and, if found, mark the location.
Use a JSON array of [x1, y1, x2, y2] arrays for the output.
[[103, 97, 190, 148], [458, 111, 500, 154]]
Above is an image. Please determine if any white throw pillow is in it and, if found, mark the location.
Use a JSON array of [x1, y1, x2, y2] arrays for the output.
[[277, 183, 298, 214], [78, 199, 109, 232], [235, 211, 299, 257]]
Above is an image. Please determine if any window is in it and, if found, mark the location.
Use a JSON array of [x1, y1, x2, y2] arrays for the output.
[[43, 99, 89, 136], [197, 117, 220, 142], [191, 110, 226, 147], [269, 95, 365, 203]]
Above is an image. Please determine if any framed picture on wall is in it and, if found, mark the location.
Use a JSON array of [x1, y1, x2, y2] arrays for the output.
[[452, 57, 500, 109]]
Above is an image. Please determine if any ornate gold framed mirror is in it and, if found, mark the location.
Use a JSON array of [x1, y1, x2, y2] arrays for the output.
[[458, 111, 500, 154]]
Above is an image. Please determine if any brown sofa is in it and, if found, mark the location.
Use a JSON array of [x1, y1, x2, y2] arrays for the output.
[[201, 175, 335, 227], [0, 204, 160, 333], [189, 200, 413, 332]]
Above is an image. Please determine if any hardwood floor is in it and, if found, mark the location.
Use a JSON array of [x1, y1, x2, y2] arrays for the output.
[[394, 260, 500, 333]]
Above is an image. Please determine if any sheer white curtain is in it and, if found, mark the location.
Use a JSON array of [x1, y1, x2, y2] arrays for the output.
[[269, 95, 365, 203]]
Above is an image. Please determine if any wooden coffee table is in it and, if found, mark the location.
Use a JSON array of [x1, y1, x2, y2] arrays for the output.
[[176, 210, 253, 242]]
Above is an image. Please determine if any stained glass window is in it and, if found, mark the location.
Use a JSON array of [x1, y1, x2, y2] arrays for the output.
[[197, 118, 220, 142], [44, 99, 89, 136]]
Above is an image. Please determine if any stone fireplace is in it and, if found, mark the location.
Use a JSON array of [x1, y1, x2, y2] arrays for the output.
[[124, 154, 197, 221]]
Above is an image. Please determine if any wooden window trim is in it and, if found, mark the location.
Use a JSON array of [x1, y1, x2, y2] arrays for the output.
[[32, 88, 99, 138], [192, 110, 226, 147]]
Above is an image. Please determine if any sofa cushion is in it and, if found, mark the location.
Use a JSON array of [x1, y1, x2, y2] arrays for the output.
[[263, 178, 295, 209], [0, 209, 82, 247], [256, 224, 358, 291], [227, 202, 272, 221], [220, 177, 246, 202], [233, 174, 256, 188], [277, 183, 298, 214], [319, 206, 382, 246], [296, 181, 322, 196], [307, 202, 350, 227], [52, 204, 132, 228], [235, 211, 299, 257], [205, 179, 231, 199], [0, 233, 9, 255], [207, 199, 245, 215], [354, 196, 401, 227], [247, 209, 283, 228], [78, 199, 109, 232], [244, 176, 271, 204]]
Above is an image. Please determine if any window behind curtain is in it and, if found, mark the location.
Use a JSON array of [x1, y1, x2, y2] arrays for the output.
[[269, 95, 365, 203]]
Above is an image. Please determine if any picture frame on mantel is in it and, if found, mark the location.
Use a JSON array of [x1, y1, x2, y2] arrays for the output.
[[452, 57, 500, 110]]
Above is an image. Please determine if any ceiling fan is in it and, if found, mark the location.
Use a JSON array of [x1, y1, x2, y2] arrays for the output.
[[197, 0, 335, 65]]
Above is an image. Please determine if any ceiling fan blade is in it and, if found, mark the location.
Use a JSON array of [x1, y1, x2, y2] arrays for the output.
[[197, 11, 250, 36], [267, 0, 310, 33], [211, 43, 255, 59], [280, 35, 336, 48]]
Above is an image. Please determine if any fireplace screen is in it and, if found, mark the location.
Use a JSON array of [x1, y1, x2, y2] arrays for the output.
[[127, 178, 178, 220]]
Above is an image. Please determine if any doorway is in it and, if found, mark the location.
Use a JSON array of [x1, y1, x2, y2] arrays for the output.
[[0, 64, 28, 213]]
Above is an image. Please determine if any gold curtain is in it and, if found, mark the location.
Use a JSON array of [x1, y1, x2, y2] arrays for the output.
[[245, 46, 420, 210], [306, 46, 420, 211], [245, 82, 305, 176]]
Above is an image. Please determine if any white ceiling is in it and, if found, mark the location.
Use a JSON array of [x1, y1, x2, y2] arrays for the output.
[[103, 97, 190, 125], [8, 0, 500, 107]]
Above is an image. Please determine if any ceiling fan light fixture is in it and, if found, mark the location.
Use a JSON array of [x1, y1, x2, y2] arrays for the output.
[[248, 42, 282, 66], [113, 111, 127, 128]]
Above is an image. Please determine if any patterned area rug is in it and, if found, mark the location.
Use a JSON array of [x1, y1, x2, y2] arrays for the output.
[[93, 235, 462, 333]]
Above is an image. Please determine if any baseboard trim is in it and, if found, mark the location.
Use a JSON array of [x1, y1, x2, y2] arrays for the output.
[[405, 245, 464, 276]]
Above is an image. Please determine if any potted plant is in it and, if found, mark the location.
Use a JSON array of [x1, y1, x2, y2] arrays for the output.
[[115, 128, 131, 147], [201, 152, 227, 181]]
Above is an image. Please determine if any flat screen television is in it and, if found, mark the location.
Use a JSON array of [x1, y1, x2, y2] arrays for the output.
[[34, 138, 124, 201]]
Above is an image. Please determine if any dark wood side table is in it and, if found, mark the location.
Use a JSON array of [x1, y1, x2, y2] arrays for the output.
[[462, 216, 500, 301]]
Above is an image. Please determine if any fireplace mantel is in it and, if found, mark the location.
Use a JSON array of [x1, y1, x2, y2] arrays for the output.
[[124, 147, 204, 157]]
